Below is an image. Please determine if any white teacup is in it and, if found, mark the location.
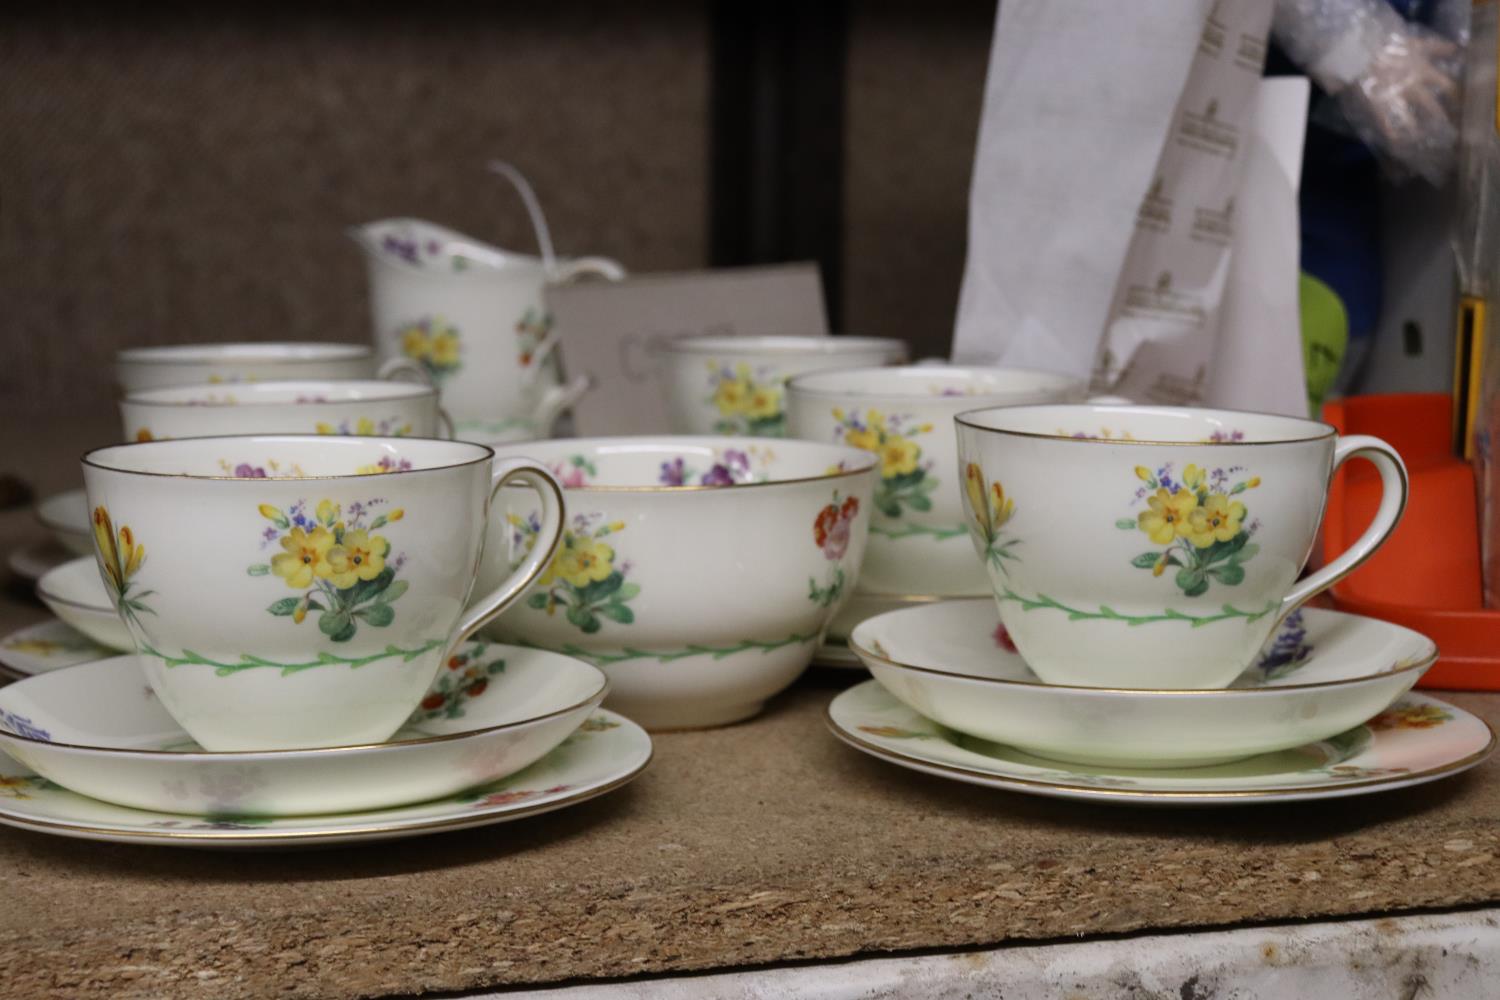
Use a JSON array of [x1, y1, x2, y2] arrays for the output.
[[115, 342, 422, 394], [955, 404, 1407, 690], [80, 435, 563, 751], [352, 218, 624, 444], [786, 365, 1086, 596], [662, 335, 907, 437], [120, 380, 449, 443]]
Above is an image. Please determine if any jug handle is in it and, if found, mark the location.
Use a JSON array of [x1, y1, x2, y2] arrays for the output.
[[522, 257, 628, 385], [531, 374, 594, 437], [377, 357, 434, 387], [437, 406, 456, 440]]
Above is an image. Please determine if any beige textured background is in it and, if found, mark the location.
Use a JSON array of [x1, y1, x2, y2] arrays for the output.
[[0, 4, 995, 432]]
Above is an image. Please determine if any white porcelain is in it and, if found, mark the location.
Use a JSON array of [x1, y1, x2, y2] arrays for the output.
[[0, 707, 649, 847], [0, 645, 606, 815], [35, 488, 90, 556], [662, 335, 908, 437], [352, 217, 624, 444], [828, 681, 1493, 806], [853, 601, 1435, 767], [0, 620, 112, 679], [80, 435, 564, 751], [955, 404, 1408, 689], [826, 591, 942, 643], [7, 541, 71, 583], [114, 342, 417, 394], [478, 437, 877, 729], [787, 366, 1086, 596], [120, 379, 448, 443], [35, 558, 132, 651]]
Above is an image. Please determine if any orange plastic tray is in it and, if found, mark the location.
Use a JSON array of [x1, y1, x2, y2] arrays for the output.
[[1323, 393, 1500, 690]]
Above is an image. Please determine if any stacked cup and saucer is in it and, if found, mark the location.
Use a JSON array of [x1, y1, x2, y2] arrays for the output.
[[784, 364, 1096, 666], [827, 402, 1495, 805], [0, 357, 652, 847]]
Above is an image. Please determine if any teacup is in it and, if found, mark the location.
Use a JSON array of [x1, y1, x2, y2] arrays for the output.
[[115, 342, 423, 394], [120, 380, 449, 443], [955, 404, 1407, 689], [81, 435, 563, 750], [786, 365, 1086, 596], [475, 436, 877, 729], [352, 218, 624, 443], [662, 335, 907, 437]]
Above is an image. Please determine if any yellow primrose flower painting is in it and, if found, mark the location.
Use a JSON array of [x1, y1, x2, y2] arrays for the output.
[[248, 499, 408, 642], [1120, 462, 1261, 598], [397, 315, 462, 383], [91, 505, 154, 628], [513, 511, 638, 634], [961, 464, 1019, 574], [705, 361, 786, 436], [835, 410, 938, 519]]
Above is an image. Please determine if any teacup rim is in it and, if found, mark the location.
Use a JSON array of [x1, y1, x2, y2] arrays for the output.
[[490, 435, 879, 492], [849, 602, 1437, 695], [82, 434, 494, 481], [955, 403, 1338, 446], [116, 342, 373, 366], [122, 379, 437, 408], [0, 653, 610, 758], [786, 364, 1084, 399], [660, 334, 907, 356]]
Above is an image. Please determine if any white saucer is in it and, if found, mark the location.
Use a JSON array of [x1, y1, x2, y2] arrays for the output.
[[6, 541, 73, 583], [812, 638, 863, 670], [0, 646, 608, 816], [35, 488, 90, 556], [0, 620, 113, 679], [0, 707, 649, 847], [35, 557, 132, 651], [828, 680, 1492, 806], [851, 602, 1437, 768]]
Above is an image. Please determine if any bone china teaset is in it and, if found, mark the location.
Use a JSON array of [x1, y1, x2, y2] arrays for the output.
[[1, 234, 1492, 848]]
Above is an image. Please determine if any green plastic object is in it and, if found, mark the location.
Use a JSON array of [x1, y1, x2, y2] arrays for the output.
[[1300, 272, 1349, 418]]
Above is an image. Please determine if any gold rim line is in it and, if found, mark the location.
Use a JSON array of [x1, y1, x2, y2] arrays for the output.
[[488, 448, 880, 493], [116, 344, 373, 366], [0, 669, 609, 758], [0, 743, 653, 842], [785, 364, 1083, 400], [846, 628, 1439, 695], [952, 402, 1339, 446], [660, 336, 907, 357], [824, 702, 1497, 800], [79, 434, 496, 482]]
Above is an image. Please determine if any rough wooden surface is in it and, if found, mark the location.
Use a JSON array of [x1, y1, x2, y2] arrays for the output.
[[2, 430, 1500, 999]]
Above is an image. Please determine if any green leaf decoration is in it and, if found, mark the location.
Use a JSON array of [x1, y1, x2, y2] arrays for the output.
[[526, 592, 551, 610], [247, 564, 271, 576], [319, 609, 354, 641], [1210, 563, 1245, 586], [1116, 518, 1138, 530], [357, 603, 395, 627], [268, 597, 300, 616], [1131, 552, 1161, 569], [906, 494, 932, 512], [344, 566, 395, 607], [877, 499, 903, 518], [576, 571, 624, 606], [616, 582, 641, 601], [379, 579, 409, 604], [599, 602, 634, 624]]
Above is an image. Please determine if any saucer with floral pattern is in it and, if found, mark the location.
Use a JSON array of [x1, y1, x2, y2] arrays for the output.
[[0, 707, 649, 847], [828, 680, 1491, 806], [0, 644, 607, 816], [0, 619, 113, 680]]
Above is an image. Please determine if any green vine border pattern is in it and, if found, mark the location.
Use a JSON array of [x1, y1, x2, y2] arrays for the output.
[[870, 522, 968, 542], [143, 639, 445, 677], [997, 588, 1276, 627], [511, 632, 819, 666]]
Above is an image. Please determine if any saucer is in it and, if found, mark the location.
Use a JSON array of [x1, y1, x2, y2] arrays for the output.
[[35, 488, 90, 556], [828, 681, 1493, 806], [0, 620, 113, 679], [850, 601, 1436, 767], [6, 541, 73, 583], [35, 557, 132, 651], [0, 707, 649, 847], [825, 591, 949, 645], [0, 645, 608, 816]]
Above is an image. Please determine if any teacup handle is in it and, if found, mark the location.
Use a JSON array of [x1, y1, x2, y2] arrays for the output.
[[377, 356, 434, 387], [520, 257, 628, 384], [1279, 434, 1408, 616], [442, 459, 565, 660], [436, 406, 456, 440], [530, 374, 593, 438]]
